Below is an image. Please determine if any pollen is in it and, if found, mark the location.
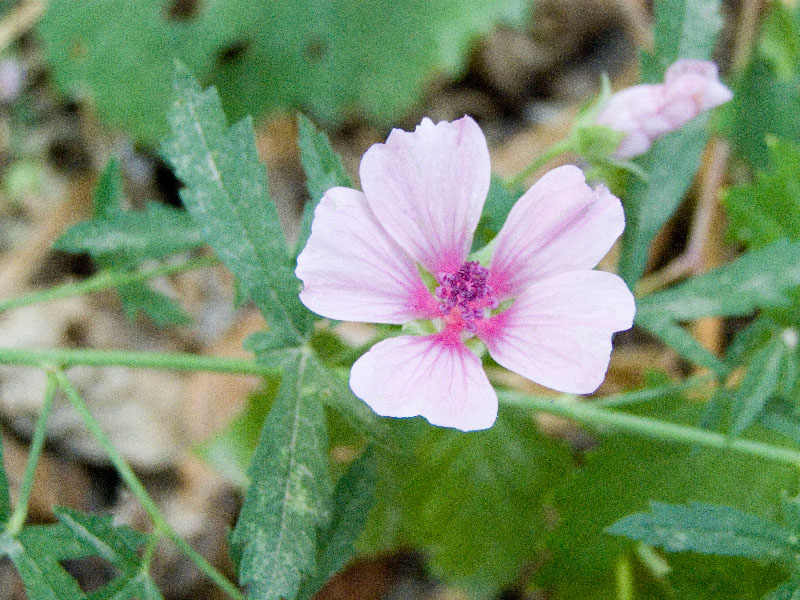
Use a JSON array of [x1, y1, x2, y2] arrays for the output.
[[435, 261, 498, 332]]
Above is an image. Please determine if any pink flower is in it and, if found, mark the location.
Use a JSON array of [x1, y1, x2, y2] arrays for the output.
[[596, 59, 733, 159], [296, 116, 635, 431]]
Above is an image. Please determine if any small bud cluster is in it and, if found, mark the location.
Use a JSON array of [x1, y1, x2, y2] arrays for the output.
[[435, 261, 499, 332]]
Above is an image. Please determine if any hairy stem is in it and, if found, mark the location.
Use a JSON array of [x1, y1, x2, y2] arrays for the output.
[[0, 256, 220, 314], [0, 346, 280, 376], [53, 370, 244, 600], [4, 372, 57, 536], [500, 391, 800, 467]]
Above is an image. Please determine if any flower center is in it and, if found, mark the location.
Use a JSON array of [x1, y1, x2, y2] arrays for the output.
[[435, 261, 498, 332]]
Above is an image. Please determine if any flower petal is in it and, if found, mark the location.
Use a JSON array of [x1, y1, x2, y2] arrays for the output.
[[296, 187, 438, 324], [350, 335, 498, 431], [488, 165, 624, 297], [478, 270, 635, 394], [359, 116, 490, 275]]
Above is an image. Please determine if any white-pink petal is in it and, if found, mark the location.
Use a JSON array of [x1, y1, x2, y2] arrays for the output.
[[359, 116, 490, 276], [488, 166, 624, 298], [349, 335, 498, 431], [596, 58, 732, 159], [479, 270, 635, 394], [296, 187, 438, 324]]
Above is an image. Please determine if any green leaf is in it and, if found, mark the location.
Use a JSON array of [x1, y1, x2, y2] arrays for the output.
[[0, 429, 10, 527], [607, 502, 798, 562], [535, 397, 799, 599], [731, 335, 787, 435], [637, 239, 800, 322], [722, 2, 800, 171], [619, 120, 711, 285], [54, 202, 202, 260], [635, 315, 729, 376], [296, 114, 352, 257], [361, 409, 572, 596], [725, 139, 800, 249], [231, 350, 331, 600], [39, 0, 529, 142], [640, 0, 723, 81], [0, 523, 101, 600], [53, 508, 162, 600], [297, 448, 378, 599], [56, 159, 193, 326], [53, 507, 147, 572], [162, 65, 311, 344], [619, 0, 723, 285]]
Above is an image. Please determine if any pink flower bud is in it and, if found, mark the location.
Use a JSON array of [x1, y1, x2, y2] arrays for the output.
[[596, 59, 733, 159]]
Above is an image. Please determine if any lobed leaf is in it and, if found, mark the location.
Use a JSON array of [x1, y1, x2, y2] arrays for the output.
[[54, 202, 202, 260], [162, 65, 311, 344], [231, 351, 331, 599], [607, 502, 798, 563]]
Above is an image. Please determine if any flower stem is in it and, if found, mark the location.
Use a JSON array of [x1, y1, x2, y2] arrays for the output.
[[4, 372, 57, 536], [505, 139, 575, 190], [0, 256, 220, 314], [53, 370, 244, 600], [0, 346, 279, 376], [500, 391, 800, 467]]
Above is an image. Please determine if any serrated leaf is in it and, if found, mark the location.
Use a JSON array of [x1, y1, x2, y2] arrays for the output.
[[0, 429, 10, 527], [725, 139, 800, 249], [607, 502, 798, 562], [637, 239, 800, 322], [361, 409, 572, 596], [39, 0, 529, 142], [619, 0, 722, 285], [162, 65, 310, 344], [296, 115, 352, 257], [297, 447, 378, 600], [731, 336, 787, 435], [57, 159, 193, 326], [231, 351, 331, 599], [54, 202, 202, 260]]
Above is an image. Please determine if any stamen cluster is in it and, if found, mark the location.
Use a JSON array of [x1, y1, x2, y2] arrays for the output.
[[436, 261, 498, 332]]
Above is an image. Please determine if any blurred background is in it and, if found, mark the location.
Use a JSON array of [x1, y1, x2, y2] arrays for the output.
[[0, 0, 789, 598]]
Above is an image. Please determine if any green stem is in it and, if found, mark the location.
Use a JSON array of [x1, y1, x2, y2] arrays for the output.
[[0, 257, 220, 314], [0, 346, 280, 376], [593, 374, 715, 408], [500, 391, 800, 467], [4, 372, 58, 536], [53, 370, 244, 600], [505, 138, 575, 189]]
